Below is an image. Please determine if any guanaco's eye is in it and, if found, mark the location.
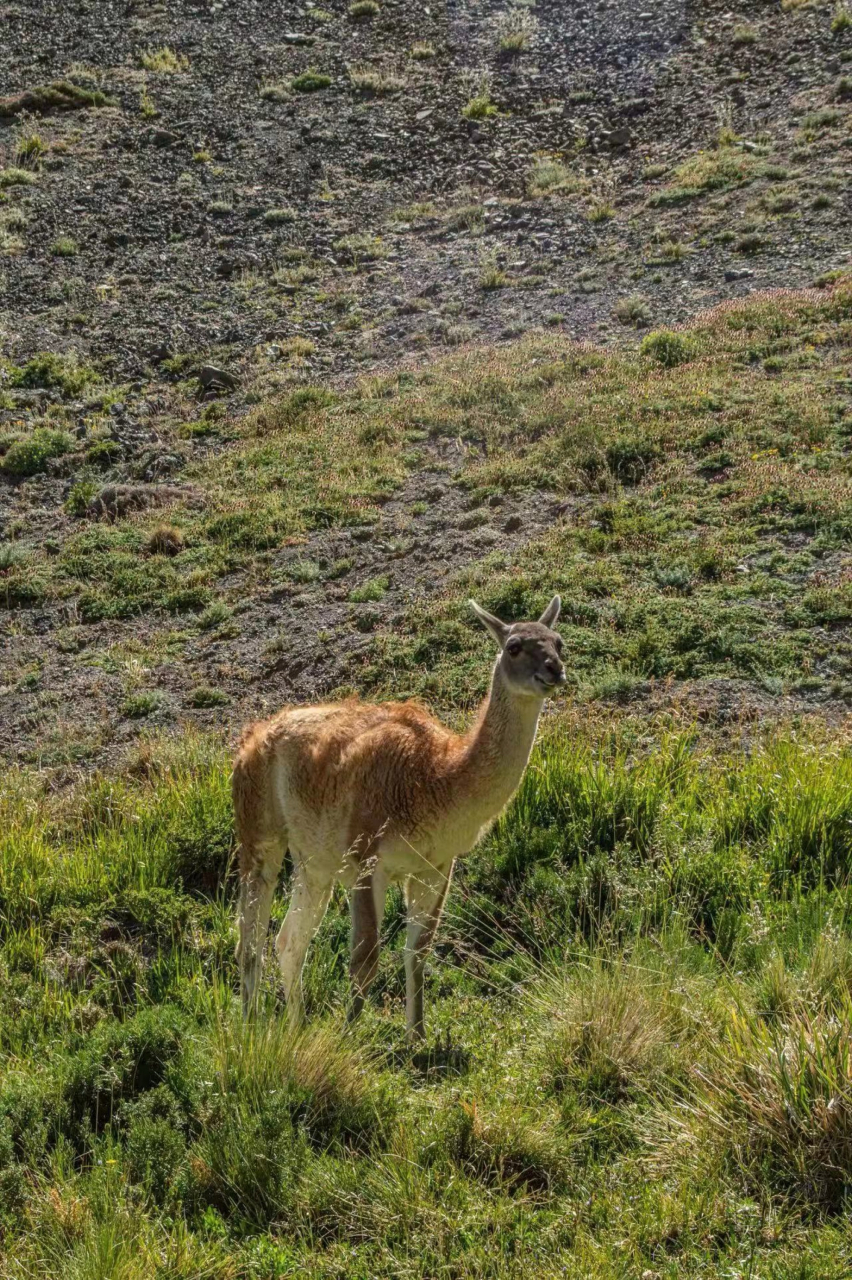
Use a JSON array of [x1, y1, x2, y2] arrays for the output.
[[554, 636, 563, 653], [506, 637, 522, 657]]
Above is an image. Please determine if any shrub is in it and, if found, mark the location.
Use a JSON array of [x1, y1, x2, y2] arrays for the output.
[[496, 7, 537, 53], [696, 1006, 852, 1209], [263, 206, 296, 224], [65, 479, 99, 515], [15, 132, 46, 167], [348, 66, 405, 95], [349, 0, 379, 17], [0, 167, 37, 187], [187, 686, 229, 709], [189, 1090, 307, 1226], [333, 232, 385, 264], [208, 1020, 396, 1155], [831, 4, 851, 34], [801, 107, 841, 132], [0, 542, 28, 572], [538, 962, 691, 1102], [159, 775, 235, 893], [140, 47, 189, 73], [640, 329, 694, 367], [9, 351, 98, 396], [122, 691, 164, 719], [122, 1086, 188, 1205], [652, 147, 760, 204], [51, 236, 78, 257], [349, 575, 389, 603], [85, 437, 122, 467], [257, 385, 336, 429], [146, 525, 184, 556], [613, 295, 651, 327], [196, 600, 231, 630], [587, 200, 615, 223], [736, 232, 766, 255], [1, 79, 110, 123], [462, 90, 498, 120], [0, 1007, 194, 1158], [1, 428, 74, 477], [291, 69, 331, 93], [526, 157, 577, 197], [434, 1099, 568, 1191], [478, 255, 508, 290], [606, 432, 659, 483], [259, 82, 288, 103], [287, 559, 321, 584]]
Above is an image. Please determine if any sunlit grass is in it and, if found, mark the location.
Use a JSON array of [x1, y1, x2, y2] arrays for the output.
[[3, 718, 852, 1273]]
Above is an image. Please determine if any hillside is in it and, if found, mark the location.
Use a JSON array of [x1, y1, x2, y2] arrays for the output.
[[2, 0, 852, 765], [2, 1, 852, 1277]]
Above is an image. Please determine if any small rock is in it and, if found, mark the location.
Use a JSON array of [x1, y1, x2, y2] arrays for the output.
[[602, 126, 632, 149], [503, 514, 523, 533], [281, 32, 315, 45], [198, 364, 239, 391], [153, 129, 179, 148], [725, 268, 755, 282]]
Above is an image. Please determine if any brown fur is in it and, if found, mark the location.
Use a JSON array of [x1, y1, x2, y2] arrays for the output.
[[234, 697, 463, 866]]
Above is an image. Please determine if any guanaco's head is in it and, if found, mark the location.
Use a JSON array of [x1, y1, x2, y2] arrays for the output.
[[469, 596, 565, 699]]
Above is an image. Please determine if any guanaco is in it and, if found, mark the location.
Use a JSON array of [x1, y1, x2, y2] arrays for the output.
[[233, 595, 565, 1040]]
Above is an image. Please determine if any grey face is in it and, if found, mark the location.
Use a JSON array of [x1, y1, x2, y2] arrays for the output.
[[501, 621, 566, 698], [469, 595, 566, 699]]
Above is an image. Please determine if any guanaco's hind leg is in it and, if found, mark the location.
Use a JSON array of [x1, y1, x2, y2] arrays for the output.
[[404, 864, 453, 1042], [237, 840, 285, 1016], [274, 857, 335, 1025], [347, 861, 388, 1024]]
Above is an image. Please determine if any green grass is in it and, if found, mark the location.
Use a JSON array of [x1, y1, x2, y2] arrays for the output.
[[3, 351, 99, 397], [4, 725, 852, 1274], [0, 167, 38, 188], [331, 284, 852, 711], [8, 286, 852, 725], [461, 89, 498, 120], [139, 46, 189, 73], [526, 156, 581, 197], [0, 79, 113, 117], [50, 235, 78, 257], [650, 141, 764, 205], [349, 574, 390, 602]]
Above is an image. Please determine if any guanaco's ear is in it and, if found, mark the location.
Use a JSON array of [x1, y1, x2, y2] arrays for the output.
[[538, 595, 562, 628], [469, 599, 511, 648]]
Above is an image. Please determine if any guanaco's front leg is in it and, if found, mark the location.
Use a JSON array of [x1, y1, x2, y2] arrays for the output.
[[404, 864, 453, 1042]]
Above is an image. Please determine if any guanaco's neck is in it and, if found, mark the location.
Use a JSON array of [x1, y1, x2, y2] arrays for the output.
[[453, 660, 544, 811]]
